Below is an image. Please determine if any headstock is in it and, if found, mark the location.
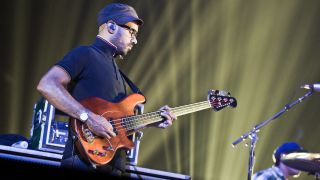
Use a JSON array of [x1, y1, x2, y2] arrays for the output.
[[208, 89, 237, 111]]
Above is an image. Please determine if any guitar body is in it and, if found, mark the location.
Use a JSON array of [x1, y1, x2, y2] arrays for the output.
[[70, 93, 146, 166]]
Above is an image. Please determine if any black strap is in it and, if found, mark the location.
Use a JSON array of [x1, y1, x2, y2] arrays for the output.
[[120, 70, 145, 98]]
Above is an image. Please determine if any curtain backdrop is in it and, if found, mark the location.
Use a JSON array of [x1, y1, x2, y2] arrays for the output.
[[1, 0, 320, 179]]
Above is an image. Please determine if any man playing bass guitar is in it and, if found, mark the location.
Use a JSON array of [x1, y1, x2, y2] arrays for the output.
[[37, 3, 176, 177]]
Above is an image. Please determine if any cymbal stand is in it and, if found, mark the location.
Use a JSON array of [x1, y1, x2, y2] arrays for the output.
[[232, 90, 314, 180]]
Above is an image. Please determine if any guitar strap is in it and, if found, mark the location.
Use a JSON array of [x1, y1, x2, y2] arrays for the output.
[[120, 70, 147, 103], [119, 70, 145, 166]]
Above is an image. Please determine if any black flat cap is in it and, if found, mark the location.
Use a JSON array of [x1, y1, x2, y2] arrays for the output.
[[97, 3, 143, 26]]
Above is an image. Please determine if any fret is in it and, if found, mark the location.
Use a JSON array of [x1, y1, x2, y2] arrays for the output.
[[124, 101, 211, 133]]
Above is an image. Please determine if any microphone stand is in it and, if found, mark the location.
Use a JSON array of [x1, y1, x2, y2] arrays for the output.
[[232, 90, 314, 180]]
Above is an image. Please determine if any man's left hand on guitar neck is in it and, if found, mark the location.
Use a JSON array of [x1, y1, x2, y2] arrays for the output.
[[149, 105, 177, 129]]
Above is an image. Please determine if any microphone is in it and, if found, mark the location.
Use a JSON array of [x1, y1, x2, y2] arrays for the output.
[[301, 83, 320, 92]]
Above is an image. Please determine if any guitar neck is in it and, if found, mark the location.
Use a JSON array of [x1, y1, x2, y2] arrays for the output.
[[124, 101, 211, 133]]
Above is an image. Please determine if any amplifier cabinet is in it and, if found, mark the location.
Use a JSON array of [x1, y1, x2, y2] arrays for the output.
[[29, 98, 69, 154]]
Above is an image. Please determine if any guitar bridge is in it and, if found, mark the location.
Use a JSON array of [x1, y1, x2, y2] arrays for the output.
[[103, 138, 115, 151]]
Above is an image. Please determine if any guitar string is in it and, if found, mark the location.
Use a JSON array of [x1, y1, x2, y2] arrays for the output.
[[103, 101, 208, 133], [121, 100, 232, 132], [109, 101, 209, 123], [116, 102, 211, 132], [110, 101, 209, 126], [109, 101, 213, 132], [124, 108, 210, 132]]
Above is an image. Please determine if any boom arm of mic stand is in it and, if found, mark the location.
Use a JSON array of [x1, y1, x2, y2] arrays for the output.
[[232, 90, 313, 147], [231, 90, 314, 180]]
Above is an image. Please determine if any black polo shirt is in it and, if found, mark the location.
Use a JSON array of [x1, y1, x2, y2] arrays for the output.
[[56, 36, 128, 170], [56, 36, 127, 103]]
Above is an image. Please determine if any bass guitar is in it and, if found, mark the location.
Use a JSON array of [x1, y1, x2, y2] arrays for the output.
[[71, 89, 237, 166]]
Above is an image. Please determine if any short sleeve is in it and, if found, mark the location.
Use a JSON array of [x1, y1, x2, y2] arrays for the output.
[[55, 46, 91, 80]]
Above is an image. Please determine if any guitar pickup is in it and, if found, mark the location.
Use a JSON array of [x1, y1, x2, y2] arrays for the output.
[[109, 119, 118, 135], [88, 149, 107, 157]]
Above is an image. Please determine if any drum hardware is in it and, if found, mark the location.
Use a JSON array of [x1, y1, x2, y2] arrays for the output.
[[282, 152, 320, 179]]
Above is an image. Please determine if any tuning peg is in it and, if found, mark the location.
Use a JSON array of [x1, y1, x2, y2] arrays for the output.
[[208, 89, 220, 95], [208, 89, 214, 95], [218, 90, 226, 96]]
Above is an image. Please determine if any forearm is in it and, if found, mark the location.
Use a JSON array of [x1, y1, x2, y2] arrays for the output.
[[38, 81, 85, 119], [37, 66, 88, 119], [37, 74, 116, 138]]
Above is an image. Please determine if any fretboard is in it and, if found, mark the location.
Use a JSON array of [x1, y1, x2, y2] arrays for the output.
[[123, 101, 211, 133]]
